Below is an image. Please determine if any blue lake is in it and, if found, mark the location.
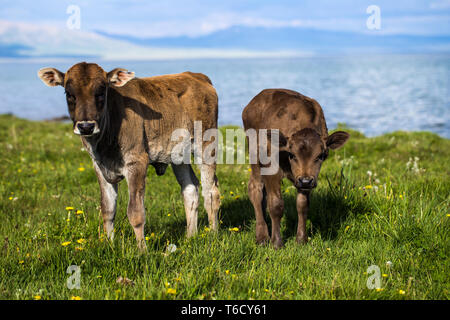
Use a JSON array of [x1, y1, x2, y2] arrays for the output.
[[1, 54, 449, 137]]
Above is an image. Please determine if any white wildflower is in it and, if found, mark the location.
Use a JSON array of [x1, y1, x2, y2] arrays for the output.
[[167, 243, 177, 253]]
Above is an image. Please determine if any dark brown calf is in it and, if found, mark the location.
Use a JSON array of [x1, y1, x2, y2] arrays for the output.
[[242, 89, 349, 248]]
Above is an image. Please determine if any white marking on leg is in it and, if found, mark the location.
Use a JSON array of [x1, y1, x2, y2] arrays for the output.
[[103, 181, 118, 240], [172, 164, 199, 237]]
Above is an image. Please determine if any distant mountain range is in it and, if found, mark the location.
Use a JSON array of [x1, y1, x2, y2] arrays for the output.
[[97, 26, 450, 54], [1, 20, 449, 60]]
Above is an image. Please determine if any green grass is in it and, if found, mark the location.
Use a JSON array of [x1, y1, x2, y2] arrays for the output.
[[0, 114, 448, 300]]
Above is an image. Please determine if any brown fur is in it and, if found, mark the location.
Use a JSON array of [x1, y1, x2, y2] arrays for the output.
[[242, 89, 349, 248]]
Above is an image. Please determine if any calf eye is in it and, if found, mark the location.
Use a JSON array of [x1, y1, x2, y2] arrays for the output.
[[316, 152, 327, 162], [288, 153, 296, 160], [65, 91, 75, 102], [96, 93, 105, 102]]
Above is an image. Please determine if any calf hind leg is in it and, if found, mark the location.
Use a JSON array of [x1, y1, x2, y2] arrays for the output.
[[200, 163, 221, 231], [172, 164, 200, 237]]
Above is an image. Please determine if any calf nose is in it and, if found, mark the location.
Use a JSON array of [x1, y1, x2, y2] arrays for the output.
[[77, 122, 95, 135], [298, 177, 315, 189]]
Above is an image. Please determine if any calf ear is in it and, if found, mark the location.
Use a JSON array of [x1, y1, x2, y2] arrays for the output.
[[107, 68, 135, 87], [326, 131, 350, 150], [38, 68, 65, 87]]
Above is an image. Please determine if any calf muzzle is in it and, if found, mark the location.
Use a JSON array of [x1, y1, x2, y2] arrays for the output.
[[296, 177, 316, 190], [75, 121, 99, 136]]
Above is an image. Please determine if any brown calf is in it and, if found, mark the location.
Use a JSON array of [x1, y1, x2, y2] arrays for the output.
[[38, 62, 221, 249], [242, 89, 349, 248]]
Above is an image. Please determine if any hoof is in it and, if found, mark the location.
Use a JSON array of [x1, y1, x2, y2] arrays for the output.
[[296, 235, 308, 245], [271, 238, 284, 249], [137, 239, 147, 252], [256, 236, 270, 246]]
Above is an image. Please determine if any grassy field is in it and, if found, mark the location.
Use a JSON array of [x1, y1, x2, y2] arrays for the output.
[[0, 114, 448, 300]]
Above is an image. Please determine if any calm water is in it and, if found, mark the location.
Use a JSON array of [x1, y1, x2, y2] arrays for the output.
[[1, 55, 449, 137]]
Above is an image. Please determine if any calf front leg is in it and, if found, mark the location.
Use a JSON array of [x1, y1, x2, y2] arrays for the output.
[[296, 191, 309, 244], [248, 165, 269, 244], [263, 174, 284, 249], [94, 163, 118, 240], [125, 162, 148, 250]]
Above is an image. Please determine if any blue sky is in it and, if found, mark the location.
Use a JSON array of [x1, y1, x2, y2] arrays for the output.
[[1, 0, 450, 38]]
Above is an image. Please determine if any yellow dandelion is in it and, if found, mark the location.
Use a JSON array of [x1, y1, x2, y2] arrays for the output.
[[344, 225, 351, 232], [70, 296, 82, 300], [204, 226, 211, 232], [365, 185, 373, 189], [234, 195, 240, 200], [76, 210, 83, 215], [376, 288, 384, 292], [166, 288, 176, 295], [382, 274, 388, 278], [78, 167, 85, 172], [76, 238, 86, 244], [248, 168, 252, 172], [230, 191, 234, 196], [399, 290, 406, 295], [18, 260, 24, 264], [75, 247, 84, 251], [65, 207, 74, 211], [33, 295, 41, 300], [229, 227, 239, 232], [447, 214, 450, 217], [145, 236, 150, 241], [225, 270, 230, 275], [264, 289, 269, 293], [8, 196, 13, 200], [167, 213, 171, 217], [61, 241, 71, 247]]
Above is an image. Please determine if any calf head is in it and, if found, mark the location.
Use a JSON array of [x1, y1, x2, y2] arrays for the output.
[[38, 62, 135, 136], [279, 128, 349, 191]]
